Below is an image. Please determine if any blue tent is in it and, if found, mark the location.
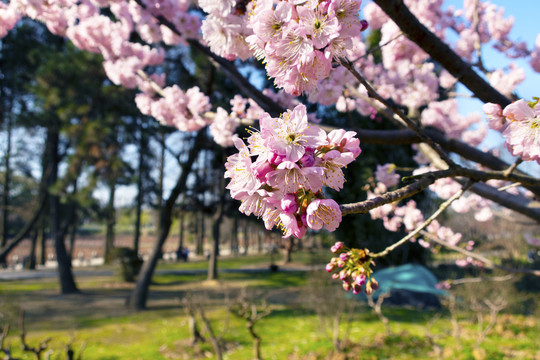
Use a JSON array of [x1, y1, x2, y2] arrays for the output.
[[370, 264, 447, 296], [352, 264, 447, 307]]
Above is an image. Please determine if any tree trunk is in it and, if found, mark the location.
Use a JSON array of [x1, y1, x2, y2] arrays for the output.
[[176, 211, 184, 261], [133, 136, 144, 256], [104, 179, 116, 263], [47, 122, 78, 294], [231, 215, 239, 255], [284, 237, 294, 264], [156, 129, 166, 239], [128, 130, 205, 310], [68, 180, 78, 261], [27, 230, 37, 270], [257, 228, 262, 253], [38, 223, 46, 266], [196, 210, 204, 256], [208, 169, 225, 281], [247, 322, 262, 360], [1, 113, 12, 249], [242, 220, 249, 256]]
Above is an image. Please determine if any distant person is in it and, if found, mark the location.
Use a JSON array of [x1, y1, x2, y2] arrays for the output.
[[182, 247, 189, 262]]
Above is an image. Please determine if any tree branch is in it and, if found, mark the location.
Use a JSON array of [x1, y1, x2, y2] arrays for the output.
[[370, 181, 473, 258], [339, 58, 456, 168], [422, 230, 540, 277], [373, 0, 511, 107]]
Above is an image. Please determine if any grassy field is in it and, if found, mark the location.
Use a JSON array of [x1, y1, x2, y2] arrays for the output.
[[0, 252, 538, 360]]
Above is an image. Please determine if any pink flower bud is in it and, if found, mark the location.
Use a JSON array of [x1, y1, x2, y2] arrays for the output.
[[331, 273, 340, 280], [339, 252, 350, 262], [330, 241, 344, 254], [299, 151, 315, 167], [339, 269, 348, 280], [326, 263, 336, 273], [342, 281, 352, 291], [355, 274, 366, 286], [352, 284, 362, 294]]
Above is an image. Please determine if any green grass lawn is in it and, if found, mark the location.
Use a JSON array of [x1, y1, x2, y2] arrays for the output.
[[1, 252, 538, 360]]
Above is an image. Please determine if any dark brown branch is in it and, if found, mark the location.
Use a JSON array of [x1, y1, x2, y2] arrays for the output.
[[373, 0, 511, 107], [341, 172, 439, 215], [341, 167, 540, 219], [132, 0, 285, 117], [0, 196, 47, 263]]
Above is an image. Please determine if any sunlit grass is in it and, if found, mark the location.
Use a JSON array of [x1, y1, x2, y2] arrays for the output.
[[1, 252, 538, 360]]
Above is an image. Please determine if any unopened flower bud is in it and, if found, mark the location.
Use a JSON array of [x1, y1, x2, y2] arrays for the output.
[[355, 274, 366, 286], [339, 252, 350, 262], [326, 263, 336, 273], [339, 269, 348, 280], [331, 273, 340, 280], [299, 151, 315, 167], [370, 278, 379, 291], [352, 284, 362, 294], [343, 281, 352, 291], [330, 241, 344, 254], [365, 283, 373, 295]]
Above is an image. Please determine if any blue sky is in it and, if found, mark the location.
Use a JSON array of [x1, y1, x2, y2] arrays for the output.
[[443, 0, 539, 175], [363, 0, 539, 175]]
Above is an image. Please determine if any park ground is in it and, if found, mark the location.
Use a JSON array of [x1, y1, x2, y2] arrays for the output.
[[0, 251, 539, 360]]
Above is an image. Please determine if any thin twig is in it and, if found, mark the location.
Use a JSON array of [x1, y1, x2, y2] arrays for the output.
[[351, 32, 404, 62], [447, 274, 514, 286], [421, 231, 540, 276], [339, 58, 456, 168], [503, 157, 523, 177], [371, 181, 473, 258]]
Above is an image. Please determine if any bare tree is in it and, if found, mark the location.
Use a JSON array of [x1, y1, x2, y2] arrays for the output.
[[229, 291, 272, 360]]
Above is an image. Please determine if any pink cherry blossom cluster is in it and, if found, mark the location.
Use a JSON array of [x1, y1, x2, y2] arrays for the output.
[[4, 0, 211, 133], [326, 242, 379, 295], [209, 95, 265, 147], [224, 104, 361, 238], [413, 167, 494, 222], [483, 98, 540, 164], [0, 2, 19, 38], [200, 0, 253, 60], [421, 99, 486, 147], [245, 0, 368, 96], [374, 163, 400, 193], [135, 85, 212, 132], [367, 165, 477, 252]]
